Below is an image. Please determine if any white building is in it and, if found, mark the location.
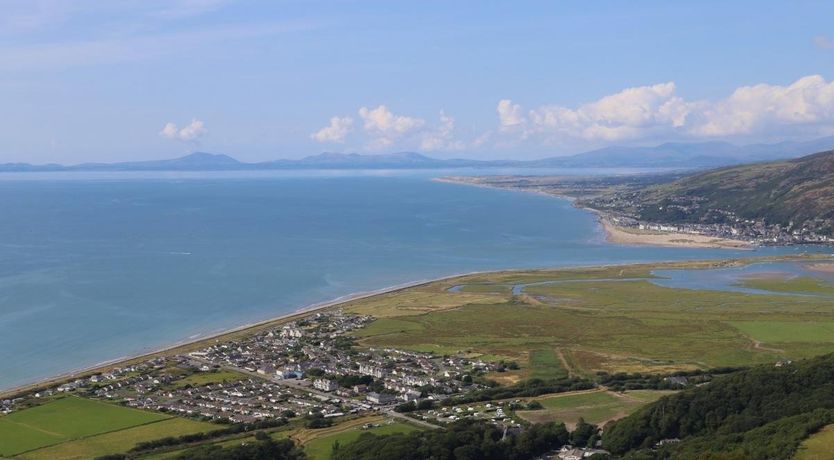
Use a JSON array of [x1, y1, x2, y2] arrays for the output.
[[313, 379, 338, 392]]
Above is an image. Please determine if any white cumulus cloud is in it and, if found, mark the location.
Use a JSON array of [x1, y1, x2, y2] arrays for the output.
[[496, 75, 834, 145], [357, 105, 425, 149], [420, 111, 464, 151], [497, 99, 525, 131], [159, 119, 207, 141], [314, 106, 468, 151], [311, 116, 354, 143], [358, 105, 424, 135], [500, 82, 687, 142], [688, 75, 834, 136]]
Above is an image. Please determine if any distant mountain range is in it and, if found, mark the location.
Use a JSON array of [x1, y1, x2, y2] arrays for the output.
[[530, 136, 834, 168], [5, 136, 834, 172]]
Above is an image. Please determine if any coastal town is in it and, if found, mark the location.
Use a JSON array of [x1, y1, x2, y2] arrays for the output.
[[438, 175, 834, 246], [2, 308, 626, 458], [2, 310, 519, 427], [584, 193, 834, 246]]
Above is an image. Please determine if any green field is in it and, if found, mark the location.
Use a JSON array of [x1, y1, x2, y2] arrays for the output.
[[168, 369, 251, 388], [455, 284, 514, 295], [740, 276, 834, 296], [16, 417, 218, 460], [0, 396, 216, 459], [347, 259, 834, 376], [728, 320, 834, 344], [0, 396, 170, 457], [528, 349, 569, 379], [516, 389, 673, 428], [303, 421, 420, 460], [795, 424, 834, 460]]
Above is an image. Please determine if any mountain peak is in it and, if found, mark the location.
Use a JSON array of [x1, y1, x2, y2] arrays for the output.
[[176, 152, 241, 164]]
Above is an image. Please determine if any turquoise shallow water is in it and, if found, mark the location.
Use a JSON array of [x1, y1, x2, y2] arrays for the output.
[[0, 170, 818, 390]]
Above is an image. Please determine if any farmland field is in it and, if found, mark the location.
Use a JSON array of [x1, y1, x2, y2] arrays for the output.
[[16, 417, 218, 460], [0, 396, 215, 459], [0, 397, 169, 457], [515, 389, 674, 428]]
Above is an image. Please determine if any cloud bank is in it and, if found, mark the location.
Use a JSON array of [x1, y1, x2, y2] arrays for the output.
[[311, 105, 461, 151], [498, 74, 834, 145]]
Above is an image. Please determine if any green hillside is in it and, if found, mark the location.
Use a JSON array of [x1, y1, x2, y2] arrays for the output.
[[602, 353, 834, 459], [587, 150, 834, 236]]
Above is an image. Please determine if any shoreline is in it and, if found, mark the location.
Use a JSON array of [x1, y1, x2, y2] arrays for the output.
[[595, 213, 753, 250], [434, 176, 578, 201], [0, 270, 492, 398], [4, 254, 832, 399], [437, 176, 752, 250]]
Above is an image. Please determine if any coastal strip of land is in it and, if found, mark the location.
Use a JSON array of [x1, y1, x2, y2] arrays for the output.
[[437, 175, 753, 249], [0, 273, 488, 399], [3, 253, 829, 401]]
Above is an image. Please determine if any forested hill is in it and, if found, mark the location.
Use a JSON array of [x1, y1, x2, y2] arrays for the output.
[[602, 353, 834, 459], [587, 149, 834, 236]]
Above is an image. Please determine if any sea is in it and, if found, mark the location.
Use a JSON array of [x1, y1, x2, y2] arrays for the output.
[[0, 168, 821, 390]]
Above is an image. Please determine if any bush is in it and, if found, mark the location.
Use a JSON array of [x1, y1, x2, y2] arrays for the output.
[[526, 401, 543, 410]]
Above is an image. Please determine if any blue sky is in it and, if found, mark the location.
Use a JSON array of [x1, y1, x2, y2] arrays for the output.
[[3, 0, 834, 163]]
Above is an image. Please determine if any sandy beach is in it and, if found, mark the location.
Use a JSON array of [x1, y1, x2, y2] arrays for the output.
[[599, 217, 752, 250], [808, 263, 834, 273]]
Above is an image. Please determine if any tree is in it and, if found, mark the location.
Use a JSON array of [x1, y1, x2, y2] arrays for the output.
[[571, 418, 599, 447]]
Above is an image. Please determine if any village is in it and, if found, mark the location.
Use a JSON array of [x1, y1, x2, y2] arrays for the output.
[[2, 310, 616, 459], [3, 311, 507, 427]]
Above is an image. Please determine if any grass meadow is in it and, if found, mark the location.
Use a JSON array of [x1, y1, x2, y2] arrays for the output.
[[795, 424, 834, 460], [347, 259, 834, 377], [515, 389, 674, 429], [0, 396, 216, 459]]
